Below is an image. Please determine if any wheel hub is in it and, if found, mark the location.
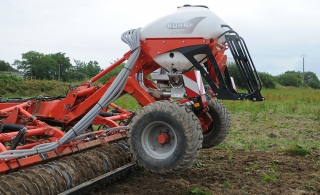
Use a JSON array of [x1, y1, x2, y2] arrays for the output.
[[141, 121, 177, 159], [157, 132, 171, 144]]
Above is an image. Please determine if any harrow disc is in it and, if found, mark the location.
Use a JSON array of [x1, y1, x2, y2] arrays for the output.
[[0, 143, 133, 195]]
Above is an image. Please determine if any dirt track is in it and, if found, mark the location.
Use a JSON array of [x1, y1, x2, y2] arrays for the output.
[[90, 148, 320, 195]]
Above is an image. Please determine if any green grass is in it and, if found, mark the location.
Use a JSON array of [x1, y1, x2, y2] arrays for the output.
[[218, 86, 320, 153], [3, 79, 319, 155], [184, 188, 212, 195], [284, 143, 311, 156], [113, 94, 142, 111], [85, 86, 320, 153]]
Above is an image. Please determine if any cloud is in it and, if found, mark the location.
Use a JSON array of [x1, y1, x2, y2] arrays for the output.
[[0, 0, 320, 79]]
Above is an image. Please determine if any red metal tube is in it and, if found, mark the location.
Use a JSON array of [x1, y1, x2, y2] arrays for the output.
[[0, 143, 7, 152], [90, 51, 130, 83], [76, 86, 96, 97], [18, 106, 33, 119], [106, 114, 131, 121], [0, 102, 30, 116]]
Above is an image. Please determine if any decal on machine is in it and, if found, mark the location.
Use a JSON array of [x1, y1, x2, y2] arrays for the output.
[[165, 17, 206, 34]]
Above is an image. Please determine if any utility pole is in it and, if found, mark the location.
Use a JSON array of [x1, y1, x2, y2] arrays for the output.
[[301, 54, 307, 83]]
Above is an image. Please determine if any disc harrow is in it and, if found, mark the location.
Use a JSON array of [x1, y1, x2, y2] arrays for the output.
[[0, 144, 133, 195]]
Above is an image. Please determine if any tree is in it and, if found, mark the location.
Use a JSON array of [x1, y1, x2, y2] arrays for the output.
[[307, 80, 320, 89], [86, 61, 102, 78], [227, 63, 276, 89], [99, 63, 125, 83], [303, 71, 320, 83], [49, 53, 72, 82], [0, 60, 17, 71], [258, 72, 276, 89], [13, 51, 57, 80], [73, 60, 88, 81], [226, 63, 245, 88], [64, 60, 102, 82], [276, 72, 302, 87]]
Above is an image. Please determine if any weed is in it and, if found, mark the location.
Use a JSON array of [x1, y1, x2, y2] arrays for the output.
[[242, 166, 250, 171], [193, 162, 205, 168], [306, 182, 315, 190], [263, 173, 276, 182], [223, 181, 231, 189], [240, 189, 248, 195], [284, 143, 311, 156], [253, 163, 259, 169], [263, 161, 278, 182], [242, 163, 259, 172], [242, 143, 249, 150], [226, 147, 233, 161], [184, 188, 211, 195]]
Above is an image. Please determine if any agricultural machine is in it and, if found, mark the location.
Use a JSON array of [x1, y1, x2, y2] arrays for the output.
[[0, 5, 263, 195]]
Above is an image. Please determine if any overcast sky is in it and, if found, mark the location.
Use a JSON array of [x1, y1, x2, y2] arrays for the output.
[[1, 0, 320, 78]]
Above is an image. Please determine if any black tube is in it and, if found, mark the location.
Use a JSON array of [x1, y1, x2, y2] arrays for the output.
[[2, 123, 24, 132], [99, 112, 116, 117]]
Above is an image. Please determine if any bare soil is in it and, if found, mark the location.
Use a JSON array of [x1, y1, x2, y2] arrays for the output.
[[90, 148, 320, 195]]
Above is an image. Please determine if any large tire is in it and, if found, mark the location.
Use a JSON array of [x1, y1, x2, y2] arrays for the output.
[[128, 101, 203, 174], [202, 99, 230, 148]]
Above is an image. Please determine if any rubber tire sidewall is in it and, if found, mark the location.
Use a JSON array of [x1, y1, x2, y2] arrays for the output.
[[202, 99, 230, 148], [128, 101, 202, 174], [130, 110, 187, 172]]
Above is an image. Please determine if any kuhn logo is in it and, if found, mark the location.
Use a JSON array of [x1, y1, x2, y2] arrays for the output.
[[165, 17, 206, 34], [166, 19, 192, 29]]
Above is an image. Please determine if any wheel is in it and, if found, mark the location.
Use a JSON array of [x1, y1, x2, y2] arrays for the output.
[[128, 101, 202, 174], [201, 98, 230, 148]]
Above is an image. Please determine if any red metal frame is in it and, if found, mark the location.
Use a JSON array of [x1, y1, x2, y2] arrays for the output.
[[0, 37, 227, 173]]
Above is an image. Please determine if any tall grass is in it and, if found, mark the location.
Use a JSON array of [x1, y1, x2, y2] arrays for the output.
[[220, 86, 320, 152]]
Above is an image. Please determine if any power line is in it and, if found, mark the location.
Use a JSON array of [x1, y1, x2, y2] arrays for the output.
[[306, 56, 320, 60]]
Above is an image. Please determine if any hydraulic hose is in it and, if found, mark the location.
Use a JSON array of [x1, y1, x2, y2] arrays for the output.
[[0, 28, 141, 159]]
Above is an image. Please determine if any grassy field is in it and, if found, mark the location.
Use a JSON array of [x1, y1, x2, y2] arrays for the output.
[[220, 86, 320, 152], [2, 78, 319, 194], [114, 86, 320, 153], [93, 86, 320, 195]]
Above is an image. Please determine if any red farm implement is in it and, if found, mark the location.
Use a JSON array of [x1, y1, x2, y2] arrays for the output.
[[0, 5, 263, 195]]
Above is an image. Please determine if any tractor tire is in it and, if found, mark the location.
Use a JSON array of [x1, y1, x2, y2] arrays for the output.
[[202, 99, 230, 148], [128, 101, 203, 174]]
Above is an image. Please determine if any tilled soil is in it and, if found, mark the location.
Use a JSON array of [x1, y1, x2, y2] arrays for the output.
[[89, 149, 320, 195]]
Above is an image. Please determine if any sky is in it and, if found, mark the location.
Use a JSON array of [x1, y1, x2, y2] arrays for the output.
[[1, 0, 320, 78]]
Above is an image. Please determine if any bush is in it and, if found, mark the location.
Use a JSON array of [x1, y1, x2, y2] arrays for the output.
[[227, 63, 276, 89], [276, 73, 302, 87], [0, 74, 27, 96], [307, 80, 320, 89], [24, 80, 70, 96], [98, 63, 125, 84], [258, 72, 276, 89], [227, 63, 246, 89]]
